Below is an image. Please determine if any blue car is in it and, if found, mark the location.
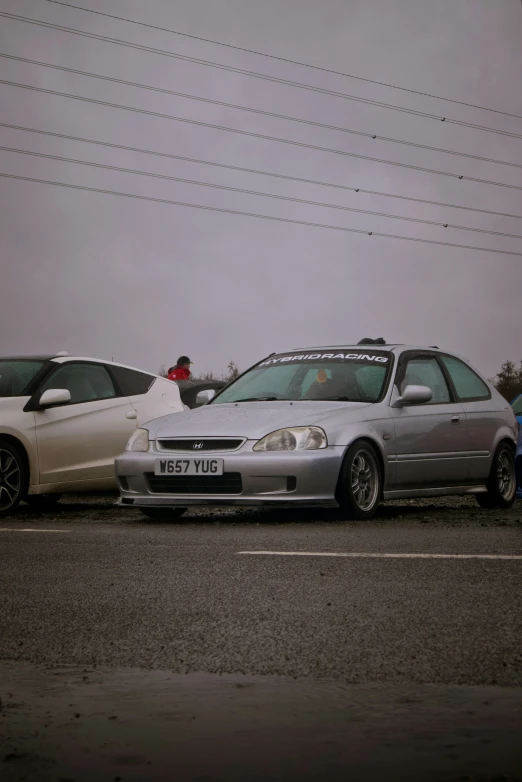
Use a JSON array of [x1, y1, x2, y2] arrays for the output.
[[511, 395, 522, 498]]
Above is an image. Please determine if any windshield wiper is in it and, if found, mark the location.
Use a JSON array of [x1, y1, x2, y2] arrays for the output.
[[319, 396, 352, 401], [233, 396, 279, 402]]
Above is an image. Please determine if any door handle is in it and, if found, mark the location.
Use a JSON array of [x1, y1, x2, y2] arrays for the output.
[[451, 415, 460, 424], [126, 410, 137, 420]]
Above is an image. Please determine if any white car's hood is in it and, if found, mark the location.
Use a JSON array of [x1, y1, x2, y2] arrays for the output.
[[148, 401, 371, 440]]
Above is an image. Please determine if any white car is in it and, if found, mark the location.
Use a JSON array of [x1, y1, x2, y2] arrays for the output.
[[0, 353, 184, 516]]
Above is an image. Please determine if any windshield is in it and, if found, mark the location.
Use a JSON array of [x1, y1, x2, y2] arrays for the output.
[[512, 395, 522, 414], [212, 350, 393, 404], [0, 360, 47, 397]]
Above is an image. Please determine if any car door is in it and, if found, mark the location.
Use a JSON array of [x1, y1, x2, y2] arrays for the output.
[[391, 352, 469, 488], [438, 354, 502, 482], [34, 362, 136, 486]]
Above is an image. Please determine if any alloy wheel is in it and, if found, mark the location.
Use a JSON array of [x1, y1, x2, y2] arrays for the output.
[[496, 448, 515, 502], [0, 447, 22, 512], [350, 448, 379, 511]]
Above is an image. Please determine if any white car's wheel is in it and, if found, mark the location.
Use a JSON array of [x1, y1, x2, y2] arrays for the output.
[[140, 507, 187, 522], [0, 438, 27, 518]]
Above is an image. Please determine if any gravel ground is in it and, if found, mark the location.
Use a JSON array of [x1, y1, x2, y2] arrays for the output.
[[10, 492, 522, 527]]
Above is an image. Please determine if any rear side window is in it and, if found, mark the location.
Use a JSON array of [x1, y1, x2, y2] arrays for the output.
[[109, 365, 155, 396], [440, 355, 490, 402]]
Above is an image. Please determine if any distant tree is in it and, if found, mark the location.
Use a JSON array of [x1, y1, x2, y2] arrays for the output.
[[227, 360, 240, 380], [493, 360, 522, 401], [196, 370, 218, 381], [158, 364, 168, 378]]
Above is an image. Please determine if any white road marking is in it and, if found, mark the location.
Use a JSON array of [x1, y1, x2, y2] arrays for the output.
[[0, 528, 71, 533], [238, 551, 522, 560]]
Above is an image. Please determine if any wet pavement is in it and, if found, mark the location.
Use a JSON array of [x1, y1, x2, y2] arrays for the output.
[[1, 495, 521, 780]]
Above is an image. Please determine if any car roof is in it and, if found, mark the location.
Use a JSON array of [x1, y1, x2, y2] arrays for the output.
[[0, 355, 56, 361], [49, 356, 161, 377], [0, 354, 162, 377], [289, 344, 431, 353]]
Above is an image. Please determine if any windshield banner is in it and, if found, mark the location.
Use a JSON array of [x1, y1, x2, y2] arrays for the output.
[[258, 351, 391, 367]]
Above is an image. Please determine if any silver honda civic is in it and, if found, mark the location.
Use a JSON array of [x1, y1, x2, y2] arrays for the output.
[[115, 343, 518, 521]]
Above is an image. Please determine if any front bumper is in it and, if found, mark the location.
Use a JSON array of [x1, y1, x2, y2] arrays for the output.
[[115, 444, 345, 507]]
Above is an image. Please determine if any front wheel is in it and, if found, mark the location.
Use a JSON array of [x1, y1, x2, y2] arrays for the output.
[[0, 438, 27, 518], [140, 507, 187, 522], [475, 443, 516, 509], [336, 441, 382, 520]]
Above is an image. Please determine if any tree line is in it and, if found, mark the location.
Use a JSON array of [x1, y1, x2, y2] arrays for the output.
[[492, 360, 522, 402]]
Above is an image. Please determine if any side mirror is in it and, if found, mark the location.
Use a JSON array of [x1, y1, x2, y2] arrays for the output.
[[196, 388, 216, 406], [392, 384, 432, 408], [39, 388, 72, 409]]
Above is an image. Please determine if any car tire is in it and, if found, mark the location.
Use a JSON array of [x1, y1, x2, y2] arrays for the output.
[[336, 441, 382, 520], [475, 442, 516, 509], [0, 437, 27, 518], [140, 507, 187, 522], [25, 494, 62, 510]]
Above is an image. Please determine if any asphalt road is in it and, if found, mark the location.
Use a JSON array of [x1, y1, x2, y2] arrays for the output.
[[1, 496, 521, 781]]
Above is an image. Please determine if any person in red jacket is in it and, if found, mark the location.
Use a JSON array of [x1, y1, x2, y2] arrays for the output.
[[167, 356, 193, 381]]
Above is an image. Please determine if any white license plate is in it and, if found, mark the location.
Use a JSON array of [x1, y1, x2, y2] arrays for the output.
[[154, 458, 224, 476]]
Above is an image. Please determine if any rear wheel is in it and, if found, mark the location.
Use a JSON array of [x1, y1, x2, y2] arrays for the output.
[[0, 438, 27, 518], [336, 441, 382, 520], [475, 442, 516, 509], [25, 494, 62, 511], [140, 507, 187, 521]]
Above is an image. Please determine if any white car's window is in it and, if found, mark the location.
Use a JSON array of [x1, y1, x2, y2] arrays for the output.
[[40, 363, 116, 405], [439, 355, 490, 402], [213, 350, 392, 404], [109, 365, 155, 396], [0, 360, 46, 397], [399, 357, 451, 404]]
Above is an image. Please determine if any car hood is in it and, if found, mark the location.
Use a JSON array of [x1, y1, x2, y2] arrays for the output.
[[148, 400, 371, 440]]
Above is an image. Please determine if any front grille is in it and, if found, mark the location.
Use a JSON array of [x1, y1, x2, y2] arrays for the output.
[[157, 438, 244, 452], [146, 473, 242, 495]]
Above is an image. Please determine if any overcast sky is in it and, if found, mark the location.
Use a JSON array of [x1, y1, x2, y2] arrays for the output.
[[1, 0, 521, 379]]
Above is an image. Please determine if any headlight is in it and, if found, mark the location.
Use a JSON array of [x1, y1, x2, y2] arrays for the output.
[[125, 428, 150, 452], [253, 426, 327, 452]]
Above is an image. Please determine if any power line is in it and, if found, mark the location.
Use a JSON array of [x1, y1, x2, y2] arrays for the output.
[[2, 52, 521, 171], [3, 144, 521, 241], [45, 0, 522, 122], [2, 122, 520, 221], [3, 80, 522, 193], [1, 171, 520, 256], [2, 11, 522, 142]]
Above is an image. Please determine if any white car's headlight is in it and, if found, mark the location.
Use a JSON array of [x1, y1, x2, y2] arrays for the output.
[[125, 428, 150, 452], [253, 427, 327, 452]]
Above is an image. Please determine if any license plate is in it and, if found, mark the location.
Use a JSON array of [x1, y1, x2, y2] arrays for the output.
[[154, 458, 224, 476]]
